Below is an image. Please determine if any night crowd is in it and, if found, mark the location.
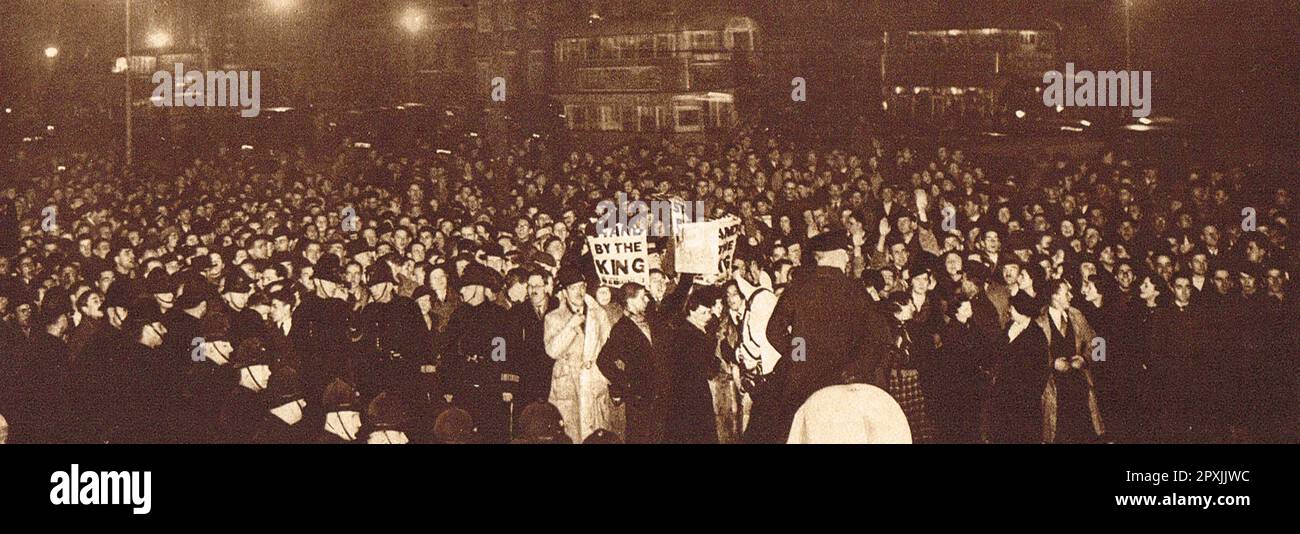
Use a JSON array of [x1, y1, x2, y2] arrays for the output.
[[0, 120, 1296, 445]]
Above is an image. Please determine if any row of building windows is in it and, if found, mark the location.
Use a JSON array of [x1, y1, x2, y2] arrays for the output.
[[889, 31, 1054, 53], [555, 30, 754, 63], [562, 101, 735, 133], [477, 0, 543, 33]]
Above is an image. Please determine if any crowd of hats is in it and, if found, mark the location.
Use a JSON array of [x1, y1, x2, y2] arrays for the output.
[[0, 108, 1295, 444]]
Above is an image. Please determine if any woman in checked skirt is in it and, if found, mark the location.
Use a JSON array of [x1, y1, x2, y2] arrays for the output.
[[882, 292, 936, 443]]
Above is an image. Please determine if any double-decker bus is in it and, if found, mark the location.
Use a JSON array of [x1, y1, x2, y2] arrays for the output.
[[551, 13, 758, 141]]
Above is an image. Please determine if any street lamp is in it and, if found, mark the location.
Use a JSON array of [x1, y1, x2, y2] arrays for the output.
[[146, 30, 172, 49], [44, 46, 60, 59], [266, 0, 298, 12], [399, 7, 427, 101], [399, 7, 426, 34]]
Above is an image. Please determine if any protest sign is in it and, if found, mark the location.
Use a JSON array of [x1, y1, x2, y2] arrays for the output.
[[587, 234, 650, 286], [674, 216, 741, 278]]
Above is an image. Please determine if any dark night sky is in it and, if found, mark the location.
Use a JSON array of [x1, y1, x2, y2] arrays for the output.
[[1, 0, 1296, 139]]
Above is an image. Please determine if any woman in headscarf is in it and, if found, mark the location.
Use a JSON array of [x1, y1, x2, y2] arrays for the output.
[[663, 286, 723, 444], [990, 291, 1048, 444], [424, 262, 459, 335]]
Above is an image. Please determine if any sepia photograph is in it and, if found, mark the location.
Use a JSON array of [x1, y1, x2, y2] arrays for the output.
[[0, 0, 1296, 519]]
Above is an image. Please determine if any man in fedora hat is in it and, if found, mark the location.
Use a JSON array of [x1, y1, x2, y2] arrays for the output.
[[296, 261, 354, 426], [110, 300, 178, 443], [217, 271, 264, 348], [544, 262, 616, 443]]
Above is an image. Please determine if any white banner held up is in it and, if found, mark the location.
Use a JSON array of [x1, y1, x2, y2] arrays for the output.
[[674, 216, 741, 277], [588, 234, 650, 287]]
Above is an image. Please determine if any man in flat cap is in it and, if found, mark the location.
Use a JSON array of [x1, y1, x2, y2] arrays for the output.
[[747, 231, 893, 444]]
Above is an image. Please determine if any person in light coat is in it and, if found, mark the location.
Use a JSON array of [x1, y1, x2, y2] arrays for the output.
[[545, 264, 617, 442]]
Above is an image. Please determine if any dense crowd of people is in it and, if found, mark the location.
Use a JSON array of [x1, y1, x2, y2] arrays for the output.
[[0, 118, 1296, 444]]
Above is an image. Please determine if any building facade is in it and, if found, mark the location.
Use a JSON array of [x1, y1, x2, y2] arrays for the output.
[[882, 26, 1058, 127], [549, 13, 758, 139], [472, 0, 585, 104]]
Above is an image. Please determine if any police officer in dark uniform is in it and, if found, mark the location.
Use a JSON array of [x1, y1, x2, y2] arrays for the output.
[[250, 366, 313, 444], [216, 337, 275, 443], [356, 262, 424, 402], [317, 377, 363, 444], [68, 279, 136, 443], [439, 262, 514, 443], [0, 183, 17, 258], [750, 232, 894, 444], [504, 267, 556, 404], [297, 261, 354, 423]]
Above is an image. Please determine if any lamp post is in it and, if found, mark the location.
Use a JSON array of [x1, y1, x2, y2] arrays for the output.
[[263, 0, 301, 106], [1124, 0, 1133, 71], [400, 7, 427, 102], [125, 0, 132, 171]]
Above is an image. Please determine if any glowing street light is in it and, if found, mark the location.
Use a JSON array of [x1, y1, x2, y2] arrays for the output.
[[399, 7, 426, 34], [44, 46, 60, 59], [145, 30, 172, 49], [266, 0, 298, 12]]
